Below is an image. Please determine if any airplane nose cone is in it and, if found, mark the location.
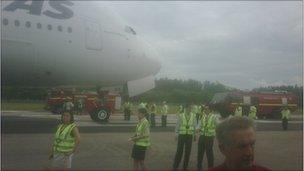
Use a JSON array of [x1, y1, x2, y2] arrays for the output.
[[148, 57, 161, 75], [141, 41, 161, 76]]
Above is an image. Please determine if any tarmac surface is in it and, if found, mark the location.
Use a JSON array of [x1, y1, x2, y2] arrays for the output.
[[1, 111, 303, 170], [1, 111, 303, 133]]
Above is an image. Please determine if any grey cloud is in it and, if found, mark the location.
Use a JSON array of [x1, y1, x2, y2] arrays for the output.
[[106, 1, 302, 89]]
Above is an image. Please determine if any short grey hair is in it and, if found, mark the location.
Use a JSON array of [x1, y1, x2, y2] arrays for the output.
[[216, 116, 254, 146]]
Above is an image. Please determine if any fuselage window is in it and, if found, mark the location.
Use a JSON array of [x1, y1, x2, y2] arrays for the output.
[[25, 21, 31, 28], [14, 20, 20, 27], [67, 27, 72, 33], [3, 18, 8, 26], [47, 24, 52, 31], [58, 25, 62, 32], [37, 23, 42, 29]]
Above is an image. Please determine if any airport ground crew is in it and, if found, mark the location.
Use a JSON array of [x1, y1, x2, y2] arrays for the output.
[[281, 107, 290, 130], [199, 104, 206, 119], [191, 104, 200, 124], [173, 104, 196, 171], [249, 105, 258, 120], [76, 99, 84, 115], [161, 101, 168, 127], [234, 105, 242, 116], [47, 112, 80, 170], [178, 104, 184, 114], [138, 102, 147, 110], [123, 101, 132, 121], [63, 98, 74, 114], [196, 106, 217, 170], [128, 108, 151, 171], [150, 103, 157, 127]]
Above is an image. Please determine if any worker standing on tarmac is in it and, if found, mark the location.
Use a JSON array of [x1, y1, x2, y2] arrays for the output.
[[234, 104, 243, 116], [150, 103, 157, 127], [47, 112, 80, 170], [178, 104, 184, 114], [161, 101, 169, 127], [63, 97, 74, 114], [196, 105, 218, 170], [139, 102, 149, 123], [138, 101, 147, 109], [123, 100, 132, 121], [281, 106, 291, 130], [76, 99, 83, 115], [173, 104, 196, 171], [198, 103, 206, 121], [249, 105, 258, 120], [191, 103, 200, 124], [128, 108, 151, 171]]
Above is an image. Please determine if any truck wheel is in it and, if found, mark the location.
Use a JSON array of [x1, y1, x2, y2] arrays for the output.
[[90, 108, 110, 123]]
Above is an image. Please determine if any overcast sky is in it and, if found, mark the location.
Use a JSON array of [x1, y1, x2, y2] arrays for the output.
[[105, 1, 302, 90]]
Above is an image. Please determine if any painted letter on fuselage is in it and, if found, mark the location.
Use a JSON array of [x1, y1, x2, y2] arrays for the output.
[[4, 0, 74, 19], [43, 0, 74, 19], [4, 0, 44, 15]]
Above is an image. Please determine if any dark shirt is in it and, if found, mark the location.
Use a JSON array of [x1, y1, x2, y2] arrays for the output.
[[208, 163, 271, 171]]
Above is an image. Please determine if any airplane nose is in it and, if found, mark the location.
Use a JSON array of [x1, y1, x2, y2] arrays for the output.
[[149, 57, 161, 75], [141, 41, 161, 75]]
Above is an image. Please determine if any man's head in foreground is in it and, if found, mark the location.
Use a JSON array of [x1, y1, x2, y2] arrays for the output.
[[216, 116, 256, 170]]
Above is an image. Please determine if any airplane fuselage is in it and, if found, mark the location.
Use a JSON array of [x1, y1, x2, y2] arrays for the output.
[[2, 1, 160, 89]]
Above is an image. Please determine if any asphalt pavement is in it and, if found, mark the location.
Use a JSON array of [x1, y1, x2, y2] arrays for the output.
[[1, 111, 303, 133], [1, 111, 303, 171]]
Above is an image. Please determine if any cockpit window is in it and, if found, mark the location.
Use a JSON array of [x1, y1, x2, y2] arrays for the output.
[[124, 26, 136, 35]]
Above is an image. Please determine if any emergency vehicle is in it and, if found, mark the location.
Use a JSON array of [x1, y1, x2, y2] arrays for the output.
[[210, 91, 298, 118], [45, 88, 121, 123]]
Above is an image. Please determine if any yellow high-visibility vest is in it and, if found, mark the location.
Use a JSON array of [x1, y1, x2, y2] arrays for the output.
[[200, 114, 216, 136], [135, 118, 150, 147], [281, 109, 290, 119], [53, 123, 76, 153], [179, 112, 195, 135]]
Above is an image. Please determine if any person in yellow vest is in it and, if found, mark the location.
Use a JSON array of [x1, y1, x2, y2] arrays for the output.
[[178, 104, 184, 114], [249, 105, 258, 120], [128, 108, 151, 171], [150, 103, 157, 127], [161, 101, 169, 127], [48, 112, 80, 170], [63, 97, 74, 114], [123, 100, 132, 121], [234, 105, 243, 116], [281, 106, 291, 130], [196, 105, 218, 170], [199, 103, 206, 119], [191, 103, 199, 124], [173, 104, 196, 171], [139, 102, 149, 122], [138, 102, 147, 110]]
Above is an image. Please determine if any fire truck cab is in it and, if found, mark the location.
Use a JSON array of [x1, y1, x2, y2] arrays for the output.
[[210, 91, 298, 118], [45, 88, 121, 123]]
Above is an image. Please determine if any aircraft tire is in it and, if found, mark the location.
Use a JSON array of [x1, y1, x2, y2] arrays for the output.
[[90, 108, 110, 123]]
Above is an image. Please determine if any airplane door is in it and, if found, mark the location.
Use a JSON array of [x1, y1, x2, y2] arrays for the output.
[[84, 21, 102, 50]]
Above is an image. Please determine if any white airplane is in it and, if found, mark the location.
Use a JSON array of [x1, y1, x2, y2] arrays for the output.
[[2, 0, 161, 97]]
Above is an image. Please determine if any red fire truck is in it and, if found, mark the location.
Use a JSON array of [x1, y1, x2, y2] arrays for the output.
[[210, 91, 298, 118], [45, 88, 121, 123]]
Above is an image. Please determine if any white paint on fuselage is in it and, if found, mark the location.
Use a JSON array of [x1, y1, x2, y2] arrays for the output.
[[2, 1, 160, 87]]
